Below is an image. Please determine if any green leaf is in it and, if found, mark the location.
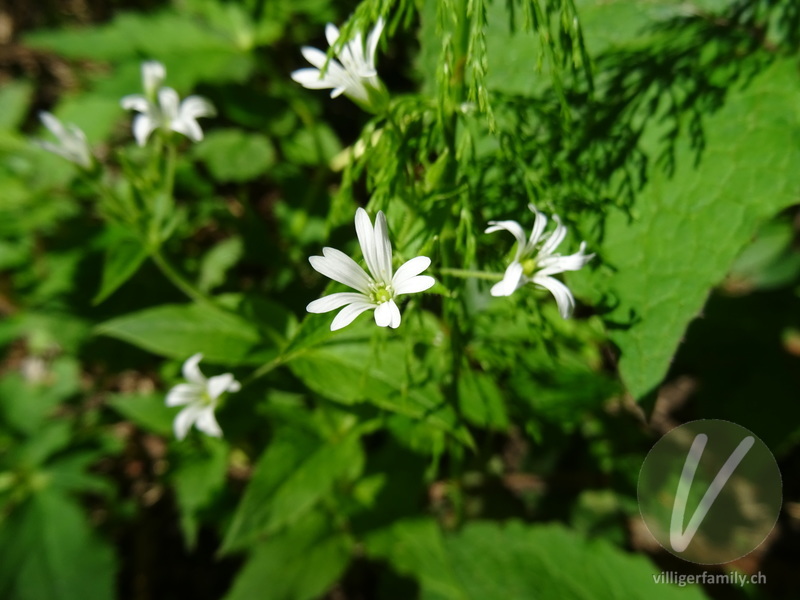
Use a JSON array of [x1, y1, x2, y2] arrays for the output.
[[96, 303, 262, 365], [594, 58, 800, 399], [221, 428, 363, 553], [172, 438, 229, 548], [197, 236, 244, 293], [281, 124, 342, 166], [288, 335, 468, 443], [93, 235, 148, 304], [367, 520, 706, 600], [194, 129, 275, 182], [0, 491, 116, 600], [0, 358, 81, 435], [224, 510, 352, 600], [457, 370, 508, 430], [107, 392, 175, 436], [0, 81, 33, 131]]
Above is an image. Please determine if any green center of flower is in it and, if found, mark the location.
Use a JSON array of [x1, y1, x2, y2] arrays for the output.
[[370, 284, 394, 304], [199, 391, 214, 406], [521, 258, 537, 277]]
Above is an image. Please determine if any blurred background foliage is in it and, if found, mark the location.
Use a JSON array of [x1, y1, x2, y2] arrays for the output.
[[1, 0, 800, 599]]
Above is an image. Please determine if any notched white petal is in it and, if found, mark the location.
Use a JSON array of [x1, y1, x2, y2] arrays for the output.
[[207, 373, 238, 400], [174, 405, 202, 440], [194, 407, 223, 438], [331, 302, 374, 331], [307, 292, 369, 313], [490, 262, 524, 297], [395, 275, 435, 296], [182, 353, 206, 384]]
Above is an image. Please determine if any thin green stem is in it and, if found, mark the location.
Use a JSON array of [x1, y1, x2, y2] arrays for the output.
[[150, 248, 217, 309], [439, 268, 503, 281]]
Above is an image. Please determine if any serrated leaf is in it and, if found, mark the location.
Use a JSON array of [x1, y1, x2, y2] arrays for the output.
[[366, 520, 705, 600], [224, 510, 352, 600], [96, 303, 262, 365], [221, 428, 363, 553], [595, 58, 800, 399]]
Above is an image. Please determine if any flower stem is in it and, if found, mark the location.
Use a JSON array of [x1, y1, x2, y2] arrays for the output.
[[150, 248, 217, 309], [439, 268, 503, 281]]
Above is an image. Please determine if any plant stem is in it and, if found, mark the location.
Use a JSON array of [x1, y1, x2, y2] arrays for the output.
[[150, 248, 217, 309], [439, 267, 503, 281]]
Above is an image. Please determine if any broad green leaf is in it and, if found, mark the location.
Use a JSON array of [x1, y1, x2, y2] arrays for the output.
[[593, 58, 800, 399], [457, 370, 508, 430], [0, 491, 116, 600], [367, 520, 706, 600], [107, 392, 175, 437], [172, 438, 229, 548], [194, 129, 275, 183], [96, 303, 262, 365], [0, 81, 33, 131], [221, 428, 363, 553], [93, 235, 148, 304], [289, 336, 468, 442], [0, 358, 81, 435], [224, 510, 352, 600], [198, 236, 244, 293]]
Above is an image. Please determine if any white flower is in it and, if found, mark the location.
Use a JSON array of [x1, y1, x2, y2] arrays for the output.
[[121, 60, 215, 146], [291, 18, 387, 109], [165, 353, 241, 440], [35, 111, 92, 168], [307, 207, 435, 331], [486, 204, 594, 318]]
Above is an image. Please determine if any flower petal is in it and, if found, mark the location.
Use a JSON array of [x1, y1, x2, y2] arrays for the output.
[[301, 46, 331, 70], [526, 205, 549, 250], [132, 113, 158, 147], [534, 275, 576, 319], [182, 353, 206, 384], [166, 383, 202, 406], [171, 115, 204, 142], [373, 301, 393, 327], [309, 247, 372, 293], [395, 275, 435, 295], [194, 406, 223, 438], [207, 373, 238, 400], [142, 60, 166, 97], [372, 211, 393, 282], [307, 292, 370, 313], [393, 256, 431, 287], [538, 215, 568, 258], [325, 23, 340, 47], [354, 208, 380, 281], [486, 220, 528, 261], [158, 87, 181, 121], [174, 405, 202, 440], [39, 111, 67, 140], [490, 261, 524, 297], [120, 94, 149, 112], [330, 302, 374, 331], [180, 95, 215, 120], [538, 242, 594, 275], [291, 68, 332, 89], [365, 17, 385, 72]]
